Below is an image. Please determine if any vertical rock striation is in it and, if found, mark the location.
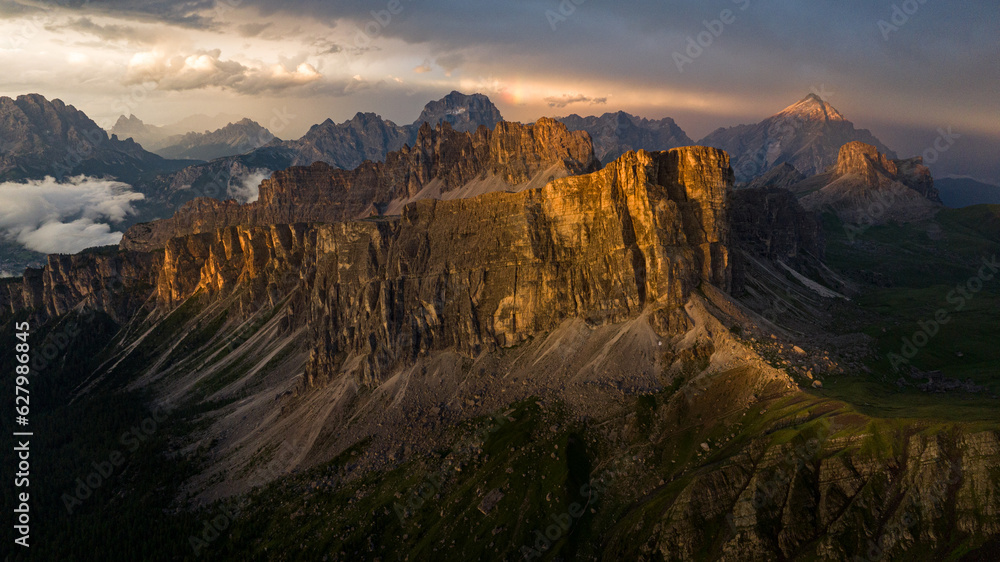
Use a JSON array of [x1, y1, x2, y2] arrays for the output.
[[140, 147, 732, 386]]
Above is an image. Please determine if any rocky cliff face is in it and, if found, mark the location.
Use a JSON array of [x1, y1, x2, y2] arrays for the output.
[[699, 94, 897, 183], [121, 118, 600, 252], [731, 188, 824, 263], [151, 147, 731, 385], [798, 141, 942, 223], [3, 145, 731, 387], [0, 249, 159, 322]]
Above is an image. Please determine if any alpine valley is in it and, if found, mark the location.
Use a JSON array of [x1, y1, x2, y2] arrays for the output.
[[2, 91, 999, 562]]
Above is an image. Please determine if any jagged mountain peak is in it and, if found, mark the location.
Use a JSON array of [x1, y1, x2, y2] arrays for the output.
[[557, 111, 692, 164], [699, 95, 895, 182], [0, 92, 176, 182], [776, 93, 845, 122], [412, 91, 502, 133], [113, 114, 144, 126]]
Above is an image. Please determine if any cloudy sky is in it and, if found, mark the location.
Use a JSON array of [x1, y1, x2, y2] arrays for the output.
[[1, 0, 998, 182]]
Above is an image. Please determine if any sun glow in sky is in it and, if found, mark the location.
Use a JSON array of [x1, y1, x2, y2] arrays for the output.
[[1, 1, 997, 182]]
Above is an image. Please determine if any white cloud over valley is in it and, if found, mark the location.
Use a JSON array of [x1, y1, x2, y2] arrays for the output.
[[0, 176, 144, 254]]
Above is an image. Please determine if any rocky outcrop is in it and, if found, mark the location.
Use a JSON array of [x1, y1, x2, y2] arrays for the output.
[[629, 426, 1000, 561], [121, 118, 600, 252], [798, 141, 942, 223], [699, 94, 897, 183], [146, 147, 731, 385], [277, 111, 411, 171], [559, 111, 693, 164]]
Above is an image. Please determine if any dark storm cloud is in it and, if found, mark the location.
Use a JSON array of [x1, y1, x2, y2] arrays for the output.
[[13, 0, 216, 28], [20, 0, 999, 103], [45, 16, 154, 44], [10, 0, 996, 179]]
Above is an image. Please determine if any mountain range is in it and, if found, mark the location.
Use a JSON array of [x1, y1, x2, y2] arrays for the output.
[[3, 111, 999, 558], [935, 177, 1000, 208], [557, 112, 693, 164], [0, 94, 189, 183], [0, 90, 990, 279], [698, 94, 897, 183], [110, 112, 250, 154], [112, 116, 276, 161]]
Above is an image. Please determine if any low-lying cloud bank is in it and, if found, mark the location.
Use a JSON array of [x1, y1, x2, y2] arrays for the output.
[[0, 176, 144, 254]]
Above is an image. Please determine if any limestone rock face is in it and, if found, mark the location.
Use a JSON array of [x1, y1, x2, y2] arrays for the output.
[[2, 145, 732, 388], [637, 428, 1000, 561], [141, 147, 731, 386], [834, 140, 899, 182], [121, 118, 600, 252], [731, 188, 824, 264], [798, 141, 942, 223], [0, 250, 160, 322]]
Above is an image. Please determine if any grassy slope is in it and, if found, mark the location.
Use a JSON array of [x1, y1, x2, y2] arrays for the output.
[[817, 206, 1000, 422]]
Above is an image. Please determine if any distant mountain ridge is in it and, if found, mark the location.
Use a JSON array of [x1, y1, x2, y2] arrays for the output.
[[699, 94, 896, 183], [121, 117, 600, 252], [558, 111, 693, 164], [154, 118, 275, 161], [141, 91, 512, 209], [0, 94, 186, 182], [111, 115, 275, 161], [110, 112, 247, 151], [935, 177, 1000, 208]]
